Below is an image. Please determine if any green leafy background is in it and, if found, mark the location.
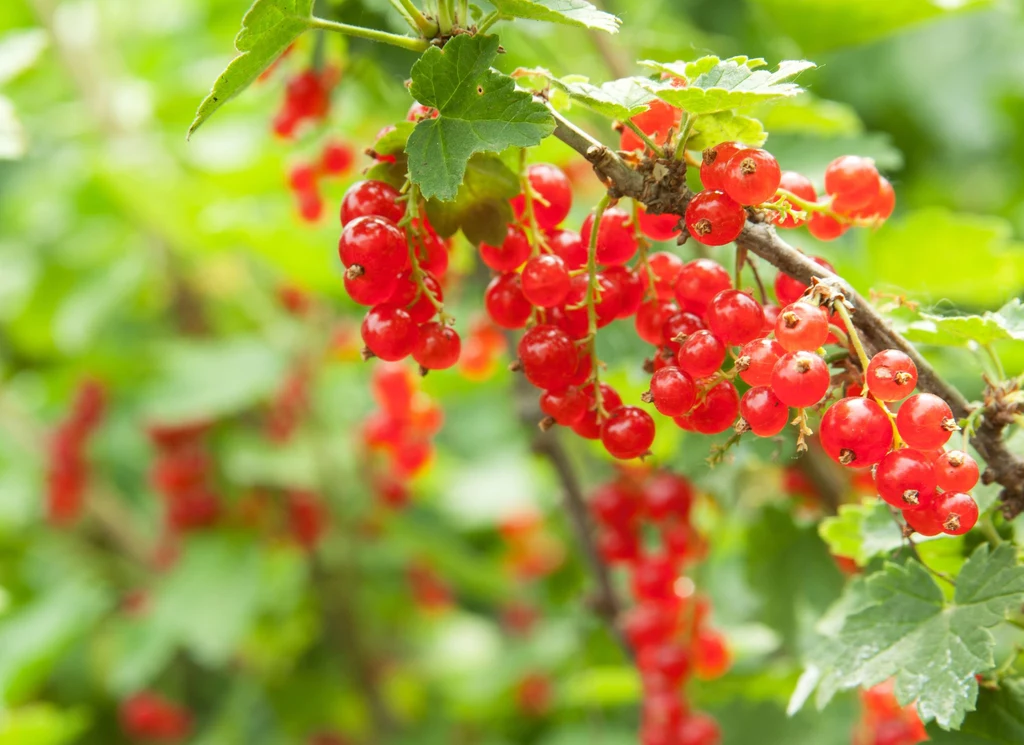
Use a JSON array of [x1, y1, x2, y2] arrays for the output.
[[1, 0, 1023, 742]]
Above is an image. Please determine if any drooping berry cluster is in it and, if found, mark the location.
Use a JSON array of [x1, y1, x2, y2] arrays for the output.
[[45, 379, 106, 525], [288, 140, 356, 222], [271, 66, 339, 139], [339, 180, 459, 370], [853, 681, 927, 745], [119, 692, 192, 743], [589, 468, 727, 745], [147, 420, 221, 535], [361, 363, 444, 508], [265, 361, 312, 442]]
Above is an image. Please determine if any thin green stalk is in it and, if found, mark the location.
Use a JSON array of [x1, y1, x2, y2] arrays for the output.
[[585, 195, 612, 418], [391, 0, 437, 36], [984, 343, 1007, 381], [833, 302, 870, 372], [387, 0, 422, 34], [673, 113, 695, 160], [458, 0, 469, 25], [437, 0, 454, 34], [622, 120, 664, 157], [476, 10, 502, 34], [308, 16, 430, 52]]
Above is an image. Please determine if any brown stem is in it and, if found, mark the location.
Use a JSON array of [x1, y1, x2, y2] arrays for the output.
[[548, 106, 1024, 518]]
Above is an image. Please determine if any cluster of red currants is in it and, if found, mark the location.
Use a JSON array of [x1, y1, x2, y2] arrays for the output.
[[589, 468, 728, 745], [687, 144, 895, 246], [361, 364, 444, 508], [286, 489, 328, 550], [338, 180, 460, 371], [119, 692, 192, 742], [288, 139, 356, 222], [147, 421, 221, 534], [266, 362, 312, 442], [854, 681, 927, 745], [45, 379, 105, 525], [271, 66, 338, 139]]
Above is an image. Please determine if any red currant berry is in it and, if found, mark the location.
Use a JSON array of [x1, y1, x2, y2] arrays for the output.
[[296, 189, 323, 222], [288, 163, 317, 192], [674, 259, 732, 314], [852, 176, 895, 221], [340, 180, 404, 225], [339, 215, 408, 277], [934, 450, 979, 493], [933, 491, 979, 536], [685, 190, 746, 246], [642, 251, 684, 301], [647, 366, 697, 416], [415, 228, 449, 278], [571, 384, 623, 440], [693, 631, 730, 680], [636, 300, 679, 346], [774, 257, 834, 306], [775, 302, 829, 352], [770, 351, 830, 407], [638, 208, 682, 241], [677, 713, 721, 745], [866, 349, 918, 402], [601, 406, 656, 460], [632, 553, 678, 601], [320, 140, 354, 175], [700, 141, 742, 192], [676, 331, 726, 378], [518, 325, 579, 391], [540, 386, 588, 427], [581, 206, 639, 265], [479, 225, 531, 271], [361, 304, 418, 361], [820, 397, 894, 467], [521, 254, 571, 308], [736, 338, 786, 387], [484, 272, 532, 329], [643, 471, 694, 521], [344, 269, 398, 306], [406, 102, 438, 121], [705, 289, 765, 345], [902, 506, 945, 537], [546, 228, 587, 269], [775, 171, 816, 228], [639, 643, 691, 687], [512, 163, 572, 229], [620, 100, 682, 152], [388, 270, 444, 324], [590, 480, 641, 526], [807, 211, 848, 241], [622, 602, 675, 650], [597, 526, 640, 564], [721, 148, 781, 206], [875, 449, 937, 510], [676, 381, 739, 434], [824, 155, 881, 213], [739, 386, 789, 437], [603, 265, 644, 318], [413, 323, 461, 370], [661, 311, 705, 351], [896, 393, 958, 450]]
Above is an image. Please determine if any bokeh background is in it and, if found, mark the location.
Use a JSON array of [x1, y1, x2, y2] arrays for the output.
[[0, 0, 1022, 743]]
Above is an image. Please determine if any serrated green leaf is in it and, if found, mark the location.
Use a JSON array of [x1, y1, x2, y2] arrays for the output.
[[639, 56, 767, 82], [639, 58, 815, 115], [188, 0, 314, 138], [374, 121, 416, 158], [892, 299, 1024, 347], [539, 74, 655, 120], [425, 153, 519, 245], [926, 678, 1024, 743], [794, 544, 1024, 729], [688, 111, 767, 150], [407, 35, 554, 201], [0, 29, 48, 86], [819, 501, 904, 567], [490, 0, 621, 33]]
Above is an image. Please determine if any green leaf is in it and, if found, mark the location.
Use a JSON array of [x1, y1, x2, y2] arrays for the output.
[[536, 73, 655, 120], [0, 29, 48, 86], [892, 299, 1024, 348], [0, 582, 111, 704], [835, 209, 1024, 306], [749, 0, 994, 54], [0, 96, 25, 160], [753, 96, 863, 137], [0, 705, 89, 745], [639, 57, 816, 115], [688, 111, 767, 150], [794, 544, 1024, 729], [188, 0, 314, 138], [819, 502, 904, 567], [561, 666, 640, 707], [149, 535, 266, 666], [425, 153, 519, 245], [926, 678, 1024, 743], [489, 0, 621, 33], [407, 35, 554, 201], [142, 337, 287, 424]]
